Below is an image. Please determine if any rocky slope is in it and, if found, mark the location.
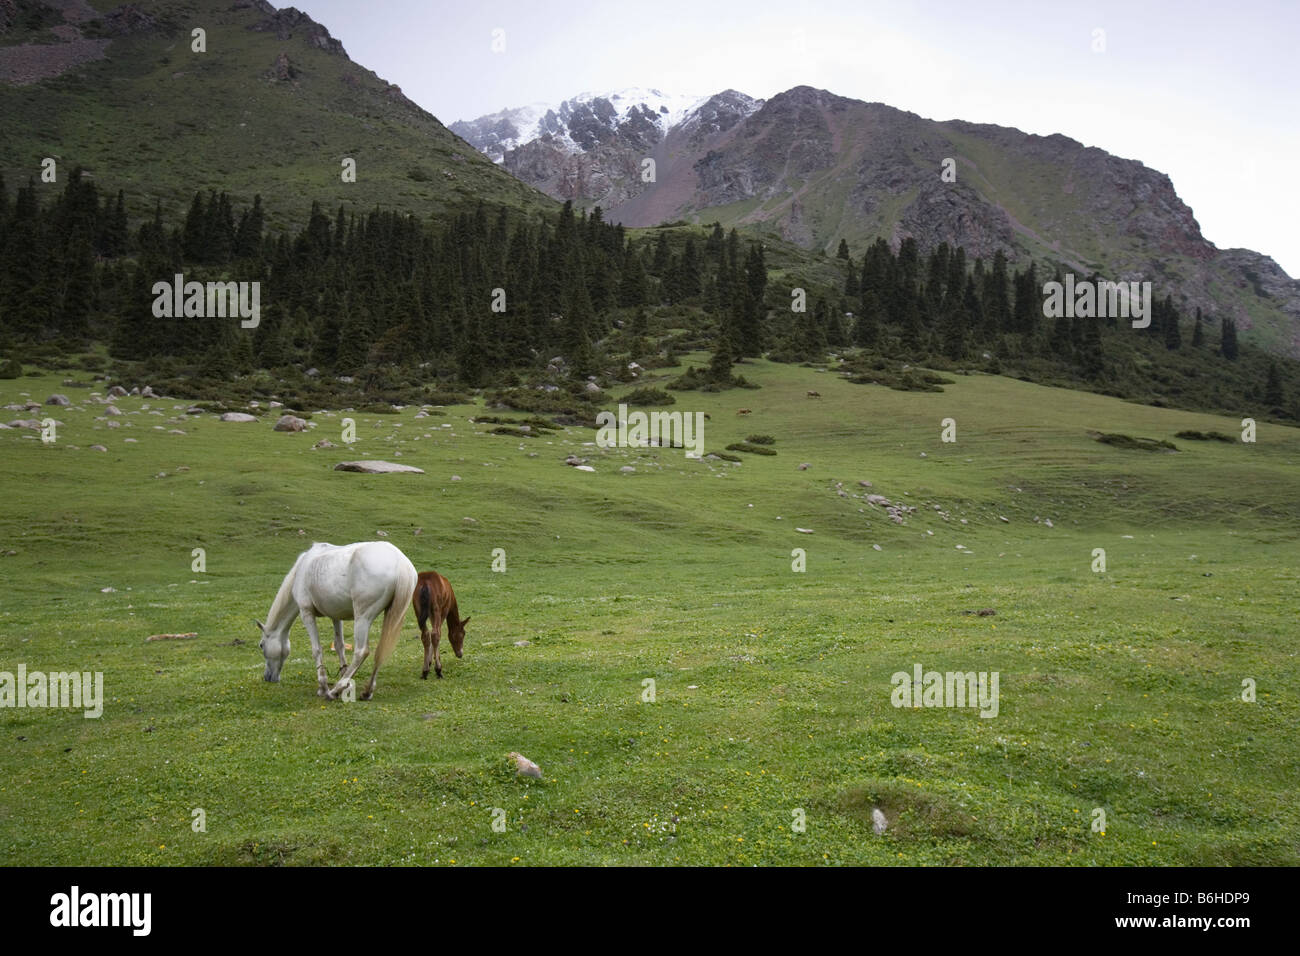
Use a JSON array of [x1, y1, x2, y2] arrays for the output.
[[455, 84, 1300, 354]]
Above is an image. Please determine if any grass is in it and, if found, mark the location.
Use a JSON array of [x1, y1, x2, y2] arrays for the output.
[[1, 355, 1298, 865]]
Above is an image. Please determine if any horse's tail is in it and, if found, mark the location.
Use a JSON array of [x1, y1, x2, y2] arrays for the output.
[[413, 577, 431, 628], [376, 559, 417, 669]]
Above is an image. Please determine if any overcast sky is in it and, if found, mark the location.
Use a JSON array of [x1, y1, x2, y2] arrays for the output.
[[294, 0, 1300, 275]]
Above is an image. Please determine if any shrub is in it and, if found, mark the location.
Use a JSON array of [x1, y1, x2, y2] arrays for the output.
[[726, 442, 777, 456], [621, 387, 676, 406], [746, 434, 776, 445]]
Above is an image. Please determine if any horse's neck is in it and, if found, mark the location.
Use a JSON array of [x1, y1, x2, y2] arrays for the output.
[[444, 596, 460, 628], [267, 555, 306, 633]]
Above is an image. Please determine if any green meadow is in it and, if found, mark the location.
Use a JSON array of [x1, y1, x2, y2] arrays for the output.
[[1, 357, 1297, 866]]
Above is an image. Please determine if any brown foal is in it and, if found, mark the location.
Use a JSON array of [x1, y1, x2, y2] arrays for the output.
[[412, 571, 470, 679]]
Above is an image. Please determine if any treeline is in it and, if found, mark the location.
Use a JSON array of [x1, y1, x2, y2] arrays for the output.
[[0, 169, 1289, 418]]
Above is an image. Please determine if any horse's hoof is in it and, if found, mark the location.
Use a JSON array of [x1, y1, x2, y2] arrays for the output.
[[421, 672, 428, 680], [435, 670, 442, 679]]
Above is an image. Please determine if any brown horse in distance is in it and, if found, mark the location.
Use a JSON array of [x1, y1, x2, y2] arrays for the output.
[[413, 571, 470, 679]]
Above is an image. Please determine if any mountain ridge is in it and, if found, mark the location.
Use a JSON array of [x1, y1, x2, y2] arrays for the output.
[[457, 83, 1300, 355]]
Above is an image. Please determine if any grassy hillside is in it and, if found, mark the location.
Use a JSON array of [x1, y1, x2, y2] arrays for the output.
[[0, 0, 554, 233], [2, 357, 1296, 865]]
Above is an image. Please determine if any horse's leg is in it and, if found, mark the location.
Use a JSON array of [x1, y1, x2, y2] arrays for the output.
[[332, 619, 347, 673], [327, 612, 373, 700], [432, 610, 444, 679], [300, 611, 330, 697], [420, 625, 433, 680]]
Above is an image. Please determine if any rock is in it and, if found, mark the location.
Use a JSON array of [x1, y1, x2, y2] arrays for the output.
[[7, 419, 40, 430], [273, 414, 308, 432], [104, 405, 122, 416], [513, 640, 530, 647], [450, 475, 462, 481], [168, 429, 185, 435], [185, 406, 204, 415], [107, 386, 128, 398], [619, 466, 636, 473], [463, 517, 478, 524], [798, 462, 810, 470], [220, 412, 257, 423], [866, 494, 890, 506], [573, 465, 595, 472], [872, 544, 883, 551], [1044, 518, 1054, 528], [872, 808, 888, 834], [333, 460, 425, 474], [145, 632, 196, 641], [269, 401, 283, 409], [141, 386, 158, 398], [508, 751, 543, 778], [89, 445, 107, 452], [564, 455, 589, 466], [45, 394, 70, 406], [795, 527, 814, 534], [313, 439, 336, 449], [977, 608, 996, 616], [305, 367, 319, 377], [858, 480, 873, 487]]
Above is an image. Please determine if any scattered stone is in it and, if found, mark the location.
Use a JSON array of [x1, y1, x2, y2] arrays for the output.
[[872, 808, 888, 834], [798, 462, 810, 470], [220, 412, 257, 423], [619, 466, 636, 474], [145, 632, 197, 641], [509, 751, 543, 778], [450, 475, 462, 481], [45, 394, 71, 406], [89, 444, 107, 452], [107, 386, 128, 398], [514, 640, 530, 647], [313, 439, 336, 449], [141, 386, 158, 399], [104, 405, 122, 416], [273, 414, 308, 432], [872, 544, 883, 551], [186, 406, 204, 415], [795, 527, 814, 534], [573, 465, 595, 472], [333, 460, 425, 474]]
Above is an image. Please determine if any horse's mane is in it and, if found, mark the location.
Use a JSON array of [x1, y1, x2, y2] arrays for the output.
[[266, 546, 318, 630]]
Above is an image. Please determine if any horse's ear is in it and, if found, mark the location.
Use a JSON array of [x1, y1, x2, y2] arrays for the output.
[[254, 619, 265, 632], [461, 617, 470, 627]]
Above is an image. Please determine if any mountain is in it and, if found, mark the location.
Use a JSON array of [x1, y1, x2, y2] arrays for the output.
[[457, 84, 1300, 356], [0, 0, 554, 230]]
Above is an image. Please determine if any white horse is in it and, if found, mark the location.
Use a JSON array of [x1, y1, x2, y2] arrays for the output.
[[257, 541, 418, 700]]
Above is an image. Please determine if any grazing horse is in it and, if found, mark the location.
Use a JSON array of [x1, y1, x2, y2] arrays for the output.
[[413, 571, 470, 679], [257, 541, 417, 700]]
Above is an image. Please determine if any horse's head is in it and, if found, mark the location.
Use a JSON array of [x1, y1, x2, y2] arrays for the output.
[[449, 616, 469, 659], [256, 620, 289, 682]]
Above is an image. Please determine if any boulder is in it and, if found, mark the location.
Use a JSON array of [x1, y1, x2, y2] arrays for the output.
[[45, 394, 70, 406], [104, 405, 122, 416], [220, 412, 257, 422], [333, 460, 425, 474], [273, 414, 308, 432], [107, 386, 128, 398]]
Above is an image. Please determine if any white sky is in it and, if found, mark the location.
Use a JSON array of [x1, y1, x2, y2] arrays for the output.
[[294, 0, 1300, 276]]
